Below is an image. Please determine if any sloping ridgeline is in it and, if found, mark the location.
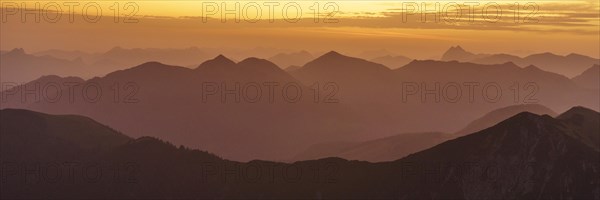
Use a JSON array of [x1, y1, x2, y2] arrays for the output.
[[1, 108, 598, 199]]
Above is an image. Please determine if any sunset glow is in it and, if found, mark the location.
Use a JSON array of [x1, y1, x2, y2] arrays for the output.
[[1, 0, 598, 57]]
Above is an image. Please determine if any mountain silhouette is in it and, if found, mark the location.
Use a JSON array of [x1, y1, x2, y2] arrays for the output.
[[388, 59, 598, 132], [197, 54, 237, 69], [0, 48, 85, 83], [442, 46, 600, 77], [395, 60, 597, 110], [1, 108, 598, 199], [455, 104, 557, 135], [2, 52, 598, 161], [0, 109, 130, 157], [294, 104, 566, 162], [292, 50, 394, 103], [572, 64, 599, 89], [0, 75, 87, 118], [0, 58, 359, 161], [298, 51, 391, 75], [557, 106, 600, 150], [441, 45, 484, 61], [396, 110, 599, 199], [293, 132, 453, 162], [195, 55, 295, 82]]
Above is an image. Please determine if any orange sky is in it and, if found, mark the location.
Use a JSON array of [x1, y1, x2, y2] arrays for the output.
[[1, 0, 598, 58]]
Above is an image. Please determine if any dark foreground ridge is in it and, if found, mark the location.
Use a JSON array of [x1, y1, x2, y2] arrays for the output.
[[1, 108, 598, 199]]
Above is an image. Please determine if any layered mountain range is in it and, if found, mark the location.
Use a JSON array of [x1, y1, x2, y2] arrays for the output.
[[441, 46, 599, 77], [1, 107, 598, 199], [2, 50, 598, 161]]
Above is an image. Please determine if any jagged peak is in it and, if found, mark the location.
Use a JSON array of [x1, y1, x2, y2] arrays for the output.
[[451, 45, 465, 51], [445, 45, 469, 53], [441, 45, 476, 61], [6, 48, 26, 55]]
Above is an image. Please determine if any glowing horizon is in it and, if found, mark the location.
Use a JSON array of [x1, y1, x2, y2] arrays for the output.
[[1, 0, 599, 58]]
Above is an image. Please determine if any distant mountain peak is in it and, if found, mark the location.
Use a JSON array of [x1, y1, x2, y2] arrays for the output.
[[126, 61, 177, 72], [451, 45, 465, 51], [197, 54, 236, 69], [528, 52, 560, 58], [101, 61, 187, 80], [238, 57, 278, 67], [130, 61, 181, 70], [6, 48, 26, 55], [441, 45, 475, 61], [237, 57, 283, 72], [214, 54, 231, 61], [239, 57, 259, 61], [305, 51, 352, 64], [322, 51, 344, 58], [299, 50, 391, 75]]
